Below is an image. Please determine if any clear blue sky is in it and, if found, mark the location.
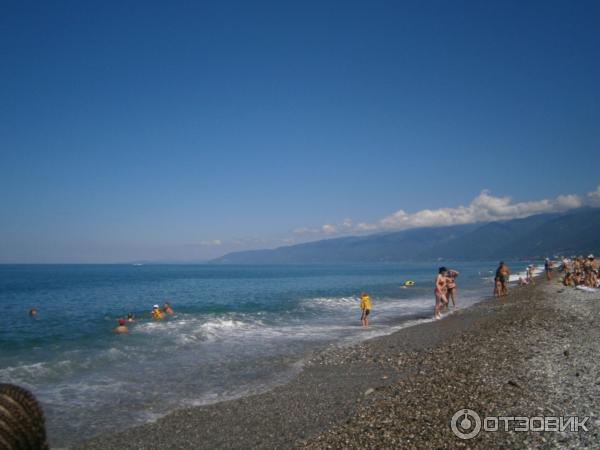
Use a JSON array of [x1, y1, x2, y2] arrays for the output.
[[1, 0, 599, 262]]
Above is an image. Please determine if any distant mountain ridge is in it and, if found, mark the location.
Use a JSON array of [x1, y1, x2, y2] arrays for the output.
[[212, 208, 600, 264]]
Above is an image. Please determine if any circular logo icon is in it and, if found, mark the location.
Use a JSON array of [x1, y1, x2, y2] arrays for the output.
[[451, 409, 481, 439]]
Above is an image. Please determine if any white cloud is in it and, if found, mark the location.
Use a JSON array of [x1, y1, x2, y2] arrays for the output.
[[304, 186, 597, 238], [321, 224, 337, 234], [295, 219, 354, 236], [368, 190, 583, 231], [199, 239, 222, 246], [586, 185, 600, 207], [556, 194, 583, 209]]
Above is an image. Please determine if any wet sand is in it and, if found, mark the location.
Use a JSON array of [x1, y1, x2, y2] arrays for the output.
[[77, 277, 599, 449]]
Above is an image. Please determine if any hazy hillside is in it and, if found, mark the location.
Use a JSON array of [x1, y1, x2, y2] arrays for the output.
[[212, 209, 600, 264]]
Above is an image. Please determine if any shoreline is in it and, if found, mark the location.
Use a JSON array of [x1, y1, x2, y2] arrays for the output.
[[77, 278, 599, 449]]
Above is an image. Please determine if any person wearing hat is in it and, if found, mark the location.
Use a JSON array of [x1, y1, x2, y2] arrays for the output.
[[151, 305, 163, 320], [588, 254, 597, 269], [114, 318, 129, 334], [584, 255, 597, 288]]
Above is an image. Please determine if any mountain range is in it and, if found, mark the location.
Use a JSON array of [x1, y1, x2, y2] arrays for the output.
[[212, 208, 600, 264]]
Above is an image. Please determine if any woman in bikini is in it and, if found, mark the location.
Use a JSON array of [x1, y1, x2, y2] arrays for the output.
[[434, 267, 448, 320], [445, 269, 459, 307]]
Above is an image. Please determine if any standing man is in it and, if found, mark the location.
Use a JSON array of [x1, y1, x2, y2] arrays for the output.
[[359, 292, 371, 328], [544, 258, 552, 281]]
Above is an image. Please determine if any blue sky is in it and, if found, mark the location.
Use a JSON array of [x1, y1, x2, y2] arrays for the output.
[[1, 0, 599, 262]]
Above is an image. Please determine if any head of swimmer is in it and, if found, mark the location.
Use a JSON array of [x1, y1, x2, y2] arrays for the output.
[[438, 267, 447, 275]]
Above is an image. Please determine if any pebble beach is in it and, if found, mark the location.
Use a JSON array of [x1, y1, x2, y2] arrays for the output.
[[78, 277, 599, 449]]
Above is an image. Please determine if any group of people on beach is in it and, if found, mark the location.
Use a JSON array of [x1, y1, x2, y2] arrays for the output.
[[359, 267, 461, 325], [434, 267, 459, 320], [113, 302, 175, 334], [561, 254, 599, 288], [434, 258, 590, 320]]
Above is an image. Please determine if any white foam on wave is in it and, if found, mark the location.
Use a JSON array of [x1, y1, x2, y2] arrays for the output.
[[300, 295, 434, 315], [0, 362, 51, 381], [199, 318, 263, 340], [132, 313, 266, 345], [302, 296, 358, 309], [40, 378, 131, 410], [0, 359, 79, 384]]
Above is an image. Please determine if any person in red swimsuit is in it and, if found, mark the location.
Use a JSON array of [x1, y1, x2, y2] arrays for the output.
[[434, 267, 448, 320]]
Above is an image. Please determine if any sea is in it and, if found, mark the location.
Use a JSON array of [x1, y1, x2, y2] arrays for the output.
[[0, 261, 539, 448]]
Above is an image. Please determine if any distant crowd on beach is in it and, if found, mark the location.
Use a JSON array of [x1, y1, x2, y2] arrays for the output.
[[560, 255, 599, 289], [359, 255, 599, 325]]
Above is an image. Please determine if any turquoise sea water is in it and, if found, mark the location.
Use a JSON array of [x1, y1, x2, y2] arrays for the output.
[[0, 262, 529, 447]]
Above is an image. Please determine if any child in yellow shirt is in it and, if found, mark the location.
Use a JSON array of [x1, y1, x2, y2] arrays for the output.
[[360, 292, 371, 328]]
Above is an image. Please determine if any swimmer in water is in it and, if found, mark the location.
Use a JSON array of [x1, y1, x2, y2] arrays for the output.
[[127, 312, 135, 323], [163, 302, 174, 315], [29, 308, 38, 317], [114, 319, 128, 334], [151, 305, 163, 320]]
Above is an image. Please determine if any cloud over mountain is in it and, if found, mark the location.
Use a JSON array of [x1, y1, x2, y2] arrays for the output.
[[303, 186, 599, 237]]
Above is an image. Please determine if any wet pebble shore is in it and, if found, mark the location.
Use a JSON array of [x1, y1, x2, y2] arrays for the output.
[[305, 279, 600, 449]]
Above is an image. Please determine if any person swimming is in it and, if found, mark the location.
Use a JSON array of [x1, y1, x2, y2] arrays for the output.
[[127, 312, 135, 322], [114, 319, 129, 334], [163, 302, 174, 315], [151, 305, 163, 320], [359, 292, 371, 328], [29, 308, 38, 317]]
